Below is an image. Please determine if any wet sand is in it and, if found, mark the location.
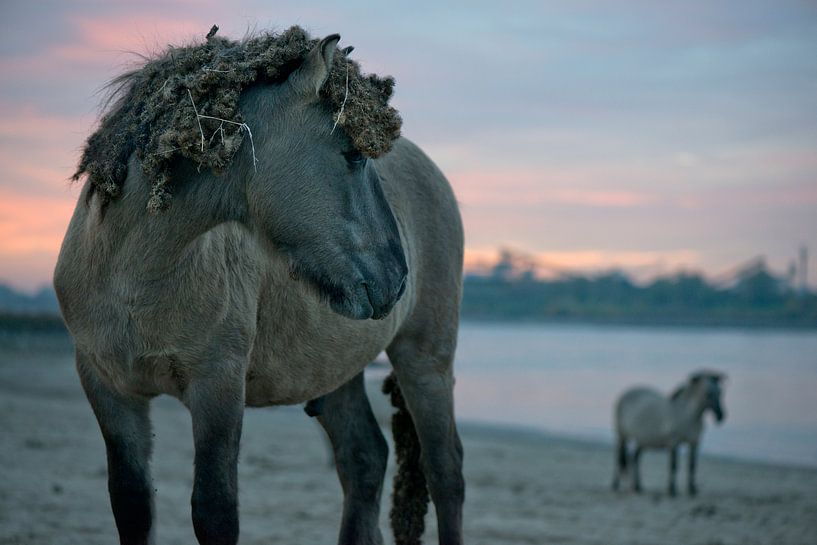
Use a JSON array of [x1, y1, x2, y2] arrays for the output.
[[1, 334, 815, 545]]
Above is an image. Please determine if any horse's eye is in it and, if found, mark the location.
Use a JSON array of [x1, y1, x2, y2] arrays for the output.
[[343, 150, 366, 166]]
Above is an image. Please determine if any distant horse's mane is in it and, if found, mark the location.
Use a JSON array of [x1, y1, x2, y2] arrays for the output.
[[72, 25, 402, 212], [670, 371, 722, 400], [669, 384, 688, 401]]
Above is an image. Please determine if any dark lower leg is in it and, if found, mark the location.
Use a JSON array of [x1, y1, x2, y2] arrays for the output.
[[688, 443, 699, 496], [105, 442, 154, 545], [77, 355, 154, 545], [633, 447, 643, 493], [668, 446, 678, 497], [612, 437, 627, 491], [187, 378, 244, 545], [424, 434, 465, 545], [191, 448, 240, 545], [318, 372, 388, 545]]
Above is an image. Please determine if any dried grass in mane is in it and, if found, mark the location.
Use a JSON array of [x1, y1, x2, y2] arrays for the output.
[[72, 25, 402, 212]]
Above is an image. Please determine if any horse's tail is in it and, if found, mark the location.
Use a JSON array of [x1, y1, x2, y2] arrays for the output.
[[383, 372, 429, 545]]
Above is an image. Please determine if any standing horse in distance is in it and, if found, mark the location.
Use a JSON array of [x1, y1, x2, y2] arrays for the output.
[[612, 371, 726, 496], [54, 29, 464, 545]]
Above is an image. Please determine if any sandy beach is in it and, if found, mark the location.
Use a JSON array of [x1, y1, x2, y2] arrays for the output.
[[1, 333, 815, 545]]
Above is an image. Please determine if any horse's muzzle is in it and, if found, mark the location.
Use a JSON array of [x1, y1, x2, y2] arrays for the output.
[[357, 240, 408, 320], [362, 271, 407, 320]]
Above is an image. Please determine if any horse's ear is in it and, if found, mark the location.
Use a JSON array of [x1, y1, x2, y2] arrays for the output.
[[289, 34, 341, 97]]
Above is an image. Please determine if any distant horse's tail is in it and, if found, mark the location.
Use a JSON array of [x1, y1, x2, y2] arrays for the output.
[[383, 373, 429, 545]]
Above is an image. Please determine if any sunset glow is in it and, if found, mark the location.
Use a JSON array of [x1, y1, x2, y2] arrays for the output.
[[1, 1, 815, 291]]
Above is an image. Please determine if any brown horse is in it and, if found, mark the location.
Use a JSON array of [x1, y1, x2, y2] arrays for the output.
[[55, 33, 464, 545]]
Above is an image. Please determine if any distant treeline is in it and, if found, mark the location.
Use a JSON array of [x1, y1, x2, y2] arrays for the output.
[[0, 312, 67, 334], [2, 267, 816, 332], [461, 270, 817, 328], [0, 284, 58, 314]]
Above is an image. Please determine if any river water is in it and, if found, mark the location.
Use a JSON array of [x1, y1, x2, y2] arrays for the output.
[[450, 322, 817, 467]]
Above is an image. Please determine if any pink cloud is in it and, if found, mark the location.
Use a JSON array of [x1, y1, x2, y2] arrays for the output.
[[0, 189, 75, 256], [446, 145, 817, 213], [52, 15, 213, 66], [0, 12, 216, 79], [448, 168, 657, 208], [545, 189, 655, 207], [0, 105, 87, 140], [0, 106, 88, 195], [0, 160, 71, 192], [464, 247, 703, 281]]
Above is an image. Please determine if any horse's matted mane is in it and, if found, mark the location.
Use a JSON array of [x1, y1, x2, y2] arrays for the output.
[[73, 25, 402, 212]]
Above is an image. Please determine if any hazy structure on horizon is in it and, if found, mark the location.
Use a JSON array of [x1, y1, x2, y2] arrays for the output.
[[799, 246, 809, 295], [476, 247, 813, 295]]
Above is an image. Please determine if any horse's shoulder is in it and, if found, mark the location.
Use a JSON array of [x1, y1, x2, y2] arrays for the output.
[[379, 138, 453, 196], [619, 386, 663, 404]]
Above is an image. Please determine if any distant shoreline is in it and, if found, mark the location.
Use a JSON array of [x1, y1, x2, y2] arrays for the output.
[[0, 312, 68, 335], [2, 311, 816, 336], [456, 419, 817, 472], [459, 315, 817, 331]]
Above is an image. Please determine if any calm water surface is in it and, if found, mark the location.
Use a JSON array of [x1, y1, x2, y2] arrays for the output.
[[451, 322, 817, 467]]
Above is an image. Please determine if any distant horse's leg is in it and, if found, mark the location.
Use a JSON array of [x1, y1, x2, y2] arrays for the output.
[[668, 445, 678, 497], [688, 441, 699, 496], [185, 369, 245, 545], [388, 338, 464, 545], [77, 351, 154, 545], [316, 372, 388, 545], [612, 436, 627, 491], [632, 446, 643, 493]]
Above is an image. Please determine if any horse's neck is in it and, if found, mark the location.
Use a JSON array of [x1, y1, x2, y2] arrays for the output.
[[670, 389, 705, 431], [90, 164, 248, 271]]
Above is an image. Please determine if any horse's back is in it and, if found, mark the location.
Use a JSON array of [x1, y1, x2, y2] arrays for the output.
[[615, 387, 674, 448], [376, 137, 463, 342], [378, 137, 463, 272]]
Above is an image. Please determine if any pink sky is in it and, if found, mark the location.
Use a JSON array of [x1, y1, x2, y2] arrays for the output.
[[1, 1, 816, 292]]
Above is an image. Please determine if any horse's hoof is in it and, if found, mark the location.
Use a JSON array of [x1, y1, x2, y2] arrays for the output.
[[668, 487, 677, 498]]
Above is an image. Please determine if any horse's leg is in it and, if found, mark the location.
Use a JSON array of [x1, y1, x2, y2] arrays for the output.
[[668, 445, 678, 497], [612, 436, 627, 491], [185, 369, 245, 545], [316, 372, 388, 545], [388, 338, 464, 545], [632, 446, 643, 493], [688, 441, 699, 496], [77, 352, 154, 545]]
